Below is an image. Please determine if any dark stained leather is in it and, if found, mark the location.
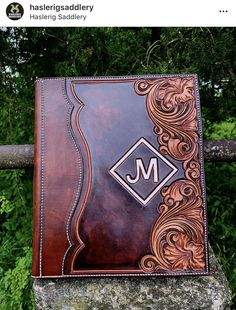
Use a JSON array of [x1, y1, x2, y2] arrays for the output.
[[32, 75, 209, 277]]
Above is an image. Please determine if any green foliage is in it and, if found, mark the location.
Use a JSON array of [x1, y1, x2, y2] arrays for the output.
[[210, 120, 236, 140], [0, 170, 33, 309], [0, 195, 12, 214], [0, 27, 236, 308], [0, 247, 34, 310], [205, 119, 236, 306], [206, 162, 236, 303]]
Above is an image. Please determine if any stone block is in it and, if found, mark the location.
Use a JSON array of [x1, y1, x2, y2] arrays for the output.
[[33, 246, 231, 310]]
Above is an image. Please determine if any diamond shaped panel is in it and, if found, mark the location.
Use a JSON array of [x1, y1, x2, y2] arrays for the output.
[[109, 138, 178, 206]]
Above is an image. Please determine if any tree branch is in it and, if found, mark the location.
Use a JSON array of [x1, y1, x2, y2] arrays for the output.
[[0, 140, 235, 169]]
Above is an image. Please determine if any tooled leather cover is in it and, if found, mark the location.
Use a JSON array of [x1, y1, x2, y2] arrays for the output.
[[32, 75, 209, 278]]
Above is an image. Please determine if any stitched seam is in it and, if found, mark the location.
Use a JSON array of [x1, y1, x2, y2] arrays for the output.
[[61, 80, 83, 275], [32, 270, 209, 278], [39, 79, 45, 277], [36, 77, 68, 82], [194, 76, 209, 272], [38, 77, 82, 276], [68, 74, 196, 81], [36, 74, 197, 83]]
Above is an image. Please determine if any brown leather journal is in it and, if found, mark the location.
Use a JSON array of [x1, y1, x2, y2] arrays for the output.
[[32, 75, 209, 278]]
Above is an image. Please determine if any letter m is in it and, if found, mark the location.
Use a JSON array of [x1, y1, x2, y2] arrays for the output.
[[126, 158, 159, 184]]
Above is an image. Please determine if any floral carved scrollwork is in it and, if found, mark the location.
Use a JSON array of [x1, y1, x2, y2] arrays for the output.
[[134, 77, 206, 272], [140, 180, 205, 272]]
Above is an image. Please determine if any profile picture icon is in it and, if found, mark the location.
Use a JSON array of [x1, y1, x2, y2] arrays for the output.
[[6, 2, 24, 20]]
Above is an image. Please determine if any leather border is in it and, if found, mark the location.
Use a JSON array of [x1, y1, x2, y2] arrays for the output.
[[33, 74, 209, 277]]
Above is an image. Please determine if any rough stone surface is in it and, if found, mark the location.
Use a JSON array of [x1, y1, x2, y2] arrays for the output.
[[33, 246, 231, 310]]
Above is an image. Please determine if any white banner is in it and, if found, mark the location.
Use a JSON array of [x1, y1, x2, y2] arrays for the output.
[[0, 0, 235, 27]]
